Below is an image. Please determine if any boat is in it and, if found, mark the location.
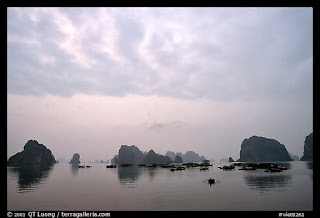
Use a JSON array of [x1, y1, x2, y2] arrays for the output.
[[238, 166, 256, 170], [269, 168, 282, 172], [86, 165, 92, 168], [119, 163, 133, 167], [221, 165, 235, 170], [176, 166, 185, 170], [200, 167, 209, 171], [207, 178, 215, 184], [106, 165, 117, 168], [170, 168, 176, 172], [78, 165, 86, 168]]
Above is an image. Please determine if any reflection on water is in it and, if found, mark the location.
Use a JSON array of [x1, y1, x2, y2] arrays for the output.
[[306, 161, 313, 169], [244, 173, 292, 194], [70, 164, 79, 176], [8, 164, 54, 193], [117, 166, 142, 188]]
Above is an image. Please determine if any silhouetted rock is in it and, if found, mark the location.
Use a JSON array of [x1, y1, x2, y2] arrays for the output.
[[300, 133, 313, 161], [289, 153, 300, 161], [237, 136, 293, 162], [111, 155, 118, 164], [174, 155, 183, 163], [184, 151, 205, 162], [7, 140, 56, 167], [69, 153, 80, 165], [165, 150, 205, 163], [143, 150, 172, 164], [165, 151, 176, 161], [229, 157, 235, 162], [117, 145, 145, 165]]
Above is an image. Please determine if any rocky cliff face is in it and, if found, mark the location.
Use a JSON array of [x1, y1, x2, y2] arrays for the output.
[[174, 155, 183, 163], [237, 136, 293, 162], [7, 140, 56, 167], [117, 145, 145, 164], [300, 133, 313, 161], [165, 150, 205, 163], [69, 153, 80, 165], [143, 150, 172, 164]]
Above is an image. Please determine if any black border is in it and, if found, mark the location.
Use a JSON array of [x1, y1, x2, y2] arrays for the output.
[[2, 0, 318, 218]]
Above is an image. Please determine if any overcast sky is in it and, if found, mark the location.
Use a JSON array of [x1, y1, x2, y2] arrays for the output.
[[7, 7, 313, 162]]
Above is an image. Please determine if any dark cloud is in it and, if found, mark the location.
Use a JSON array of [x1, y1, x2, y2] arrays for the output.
[[7, 7, 313, 102]]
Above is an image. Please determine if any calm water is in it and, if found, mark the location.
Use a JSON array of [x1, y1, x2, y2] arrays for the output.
[[7, 161, 313, 211]]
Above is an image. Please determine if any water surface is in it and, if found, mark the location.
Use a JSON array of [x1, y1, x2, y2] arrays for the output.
[[7, 161, 313, 211]]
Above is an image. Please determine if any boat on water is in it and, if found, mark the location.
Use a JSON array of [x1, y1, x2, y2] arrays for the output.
[[200, 167, 209, 171], [119, 163, 133, 167], [238, 166, 256, 170], [176, 166, 185, 170], [207, 178, 215, 184], [106, 165, 117, 168], [78, 165, 86, 168], [218, 165, 235, 170], [86, 165, 92, 168]]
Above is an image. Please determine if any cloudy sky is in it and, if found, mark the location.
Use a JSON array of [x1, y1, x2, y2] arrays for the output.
[[7, 7, 313, 162]]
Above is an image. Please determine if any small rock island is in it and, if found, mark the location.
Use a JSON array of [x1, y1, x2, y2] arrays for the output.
[[69, 153, 81, 165], [237, 136, 293, 162], [7, 140, 56, 167]]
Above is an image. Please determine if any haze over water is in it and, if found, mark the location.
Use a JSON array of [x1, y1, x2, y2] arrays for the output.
[[7, 161, 313, 211]]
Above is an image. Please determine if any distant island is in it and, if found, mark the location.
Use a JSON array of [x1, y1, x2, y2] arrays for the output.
[[69, 153, 81, 165], [7, 140, 56, 167], [165, 151, 206, 163], [237, 136, 293, 162], [110, 145, 206, 165]]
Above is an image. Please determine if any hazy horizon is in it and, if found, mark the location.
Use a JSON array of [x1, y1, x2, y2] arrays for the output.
[[7, 7, 313, 162]]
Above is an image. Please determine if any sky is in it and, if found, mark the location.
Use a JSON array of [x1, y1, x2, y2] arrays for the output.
[[7, 7, 313, 162]]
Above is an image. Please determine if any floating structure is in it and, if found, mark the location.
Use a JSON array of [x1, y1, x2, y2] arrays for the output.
[[106, 165, 117, 168]]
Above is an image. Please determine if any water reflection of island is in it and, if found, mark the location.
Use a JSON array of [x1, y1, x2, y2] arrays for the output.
[[244, 173, 292, 193], [70, 164, 79, 176], [8, 164, 54, 192], [117, 166, 142, 188]]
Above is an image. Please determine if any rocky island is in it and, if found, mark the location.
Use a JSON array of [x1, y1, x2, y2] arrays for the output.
[[69, 153, 81, 165], [142, 150, 172, 164], [7, 140, 56, 167], [300, 132, 313, 161], [237, 136, 293, 162]]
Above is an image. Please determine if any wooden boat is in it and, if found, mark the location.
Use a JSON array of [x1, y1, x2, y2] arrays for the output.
[[170, 168, 176, 172], [86, 165, 92, 168], [119, 163, 133, 167], [238, 166, 256, 170], [106, 165, 117, 168], [207, 178, 215, 184], [222, 165, 235, 170], [176, 166, 185, 170], [78, 165, 86, 168]]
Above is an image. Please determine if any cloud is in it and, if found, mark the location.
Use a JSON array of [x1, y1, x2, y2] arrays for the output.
[[7, 7, 312, 102]]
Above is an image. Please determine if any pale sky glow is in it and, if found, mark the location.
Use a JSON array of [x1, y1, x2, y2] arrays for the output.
[[7, 7, 313, 161]]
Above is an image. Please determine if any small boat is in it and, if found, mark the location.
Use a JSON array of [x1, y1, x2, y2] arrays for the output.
[[106, 165, 117, 168], [170, 168, 176, 172], [78, 165, 86, 168], [119, 164, 133, 167], [238, 166, 256, 170], [200, 167, 209, 171], [176, 166, 185, 170], [86, 165, 92, 168], [207, 178, 215, 184], [269, 168, 282, 172], [221, 165, 235, 170]]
